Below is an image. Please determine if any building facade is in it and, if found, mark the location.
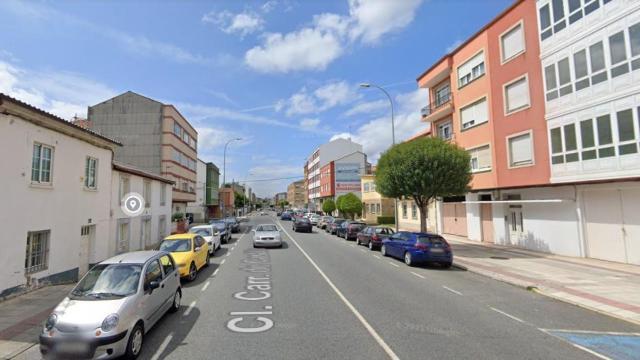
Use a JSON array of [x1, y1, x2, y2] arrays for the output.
[[88, 91, 198, 214], [360, 174, 395, 224], [274, 192, 288, 206], [205, 162, 221, 218], [287, 180, 306, 208], [0, 94, 119, 297], [186, 159, 207, 222], [111, 162, 173, 255]]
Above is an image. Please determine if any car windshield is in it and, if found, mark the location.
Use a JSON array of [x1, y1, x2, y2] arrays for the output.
[[375, 228, 394, 234], [70, 264, 141, 299], [257, 225, 278, 232], [190, 228, 212, 237], [211, 222, 226, 229], [298, 218, 310, 223], [159, 239, 192, 252]]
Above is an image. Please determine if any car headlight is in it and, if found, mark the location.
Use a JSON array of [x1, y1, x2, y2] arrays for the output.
[[101, 314, 119, 332], [45, 313, 57, 331]]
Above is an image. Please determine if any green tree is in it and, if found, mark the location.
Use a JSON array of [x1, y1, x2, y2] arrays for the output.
[[279, 200, 289, 210], [234, 192, 248, 209], [322, 199, 336, 214], [335, 195, 345, 217], [376, 137, 472, 232], [340, 192, 362, 220]]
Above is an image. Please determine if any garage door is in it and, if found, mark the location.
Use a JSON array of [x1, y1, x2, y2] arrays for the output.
[[583, 188, 640, 265], [443, 203, 468, 237]]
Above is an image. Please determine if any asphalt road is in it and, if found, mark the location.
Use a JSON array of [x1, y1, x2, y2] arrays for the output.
[[137, 214, 640, 360]]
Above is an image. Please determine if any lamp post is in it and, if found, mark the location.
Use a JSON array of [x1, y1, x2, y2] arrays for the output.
[[222, 137, 242, 217], [359, 83, 398, 232]]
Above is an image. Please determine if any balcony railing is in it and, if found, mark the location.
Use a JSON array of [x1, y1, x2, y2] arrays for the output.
[[421, 93, 453, 118]]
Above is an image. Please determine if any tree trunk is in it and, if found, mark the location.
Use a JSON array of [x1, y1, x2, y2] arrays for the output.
[[419, 204, 428, 233]]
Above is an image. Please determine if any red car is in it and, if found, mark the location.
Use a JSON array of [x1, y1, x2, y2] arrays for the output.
[[356, 226, 395, 250]]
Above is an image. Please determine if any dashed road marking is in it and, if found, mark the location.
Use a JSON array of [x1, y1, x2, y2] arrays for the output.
[[201, 281, 210, 292], [150, 333, 173, 360], [410, 271, 425, 279], [184, 301, 197, 316], [373, 255, 381, 259], [359, 248, 367, 253], [226, 252, 232, 257], [388, 262, 400, 268], [221, 259, 226, 265], [212, 268, 219, 276], [442, 285, 463, 296], [490, 307, 525, 324]]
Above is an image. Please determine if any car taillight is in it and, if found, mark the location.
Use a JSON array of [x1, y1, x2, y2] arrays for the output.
[[415, 243, 429, 250], [371, 235, 379, 241]]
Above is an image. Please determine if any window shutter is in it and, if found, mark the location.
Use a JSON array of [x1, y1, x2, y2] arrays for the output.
[[506, 78, 529, 112], [478, 146, 492, 169], [502, 24, 524, 60], [509, 134, 532, 165], [458, 52, 484, 81]]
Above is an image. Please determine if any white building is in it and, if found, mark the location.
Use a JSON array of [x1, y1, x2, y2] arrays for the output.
[[533, 0, 640, 264], [0, 94, 119, 298], [186, 158, 207, 222], [111, 162, 173, 255], [306, 138, 363, 209]]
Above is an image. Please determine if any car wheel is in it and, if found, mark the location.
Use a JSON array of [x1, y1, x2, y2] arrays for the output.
[[169, 289, 181, 313], [404, 252, 413, 267], [368, 241, 374, 251], [124, 322, 144, 359], [381, 245, 387, 257], [188, 263, 197, 282]]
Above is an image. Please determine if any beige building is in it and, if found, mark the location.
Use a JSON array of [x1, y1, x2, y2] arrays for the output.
[[360, 175, 394, 224], [397, 199, 438, 233], [287, 180, 305, 208]]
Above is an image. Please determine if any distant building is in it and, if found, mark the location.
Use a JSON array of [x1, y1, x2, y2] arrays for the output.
[[205, 162, 220, 218], [287, 180, 306, 208], [360, 174, 395, 224], [88, 91, 198, 214], [274, 192, 288, 206], [219, 187, 234, 217], [186, 159, 207, 222]]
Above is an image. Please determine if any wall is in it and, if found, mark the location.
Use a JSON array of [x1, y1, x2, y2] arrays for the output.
[[161, 105, 197, 204], [0, 113, 113, 297], [397, 199, 437, 232], [186, 159, 206, 221]]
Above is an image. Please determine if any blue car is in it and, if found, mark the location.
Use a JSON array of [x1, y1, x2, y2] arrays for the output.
[[280, 212, 292, 221], [381, 232, 453, 268]]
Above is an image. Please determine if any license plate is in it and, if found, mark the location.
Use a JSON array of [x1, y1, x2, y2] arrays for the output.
[[430, 248, 444, 254], [56, 342, 89, 354]]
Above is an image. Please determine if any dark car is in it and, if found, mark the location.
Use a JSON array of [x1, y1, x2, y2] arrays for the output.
[[327, 219, 346, 234], [280, 212, 292, 221], [225, 217, 240, 233], [336, 221, 366, 240], [210, 219, 231, 243], [356, 226, 395, 250], [381, 232, 453, 268], [292, 217, 312, 233]]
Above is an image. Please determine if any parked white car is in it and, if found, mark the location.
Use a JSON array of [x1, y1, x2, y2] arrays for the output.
[[189, 225, 221, 255], [39, 251, 181, 359], [252, 224, 283, 248]]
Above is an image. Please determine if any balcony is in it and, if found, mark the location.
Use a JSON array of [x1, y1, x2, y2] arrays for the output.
[[421, 93, 454, 123]]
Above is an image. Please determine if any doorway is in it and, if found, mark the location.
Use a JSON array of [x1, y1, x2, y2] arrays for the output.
[[79, 225, 95, 276]]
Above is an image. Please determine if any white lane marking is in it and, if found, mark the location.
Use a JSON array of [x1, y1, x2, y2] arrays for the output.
[[212, 268, 219, 276], [442, 285, 462, 296], [226, 252, 232, 257], [221, 259, 226, 265], [388, 262, 400, 268], [490, 307, 525, 324], [537, 329, 617, 360], [278, 221, 400, 360], [150, 333, 173, 360], [373, 255, 381, 259], [349, 244, 356, 247], [569, 344, 612, 360], [359, 248, 367, 253], [201, 281, 210, 292], [410, 271, 425, 279], [183, 301, 196, 316]]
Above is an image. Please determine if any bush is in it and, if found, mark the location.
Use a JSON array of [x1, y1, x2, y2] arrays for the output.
[[322, 199, 336, 214], [172, 212, 184, 222], [377, 216, 395, 225]]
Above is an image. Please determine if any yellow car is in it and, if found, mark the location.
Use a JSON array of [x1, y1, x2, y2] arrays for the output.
[[159, 233, 209, 281]]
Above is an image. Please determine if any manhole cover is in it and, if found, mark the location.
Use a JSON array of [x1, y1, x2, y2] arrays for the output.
[[490, 256, 509, 260]]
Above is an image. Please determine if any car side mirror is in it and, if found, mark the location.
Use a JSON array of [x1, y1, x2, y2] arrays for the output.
[[194, 246, 201, 252], [147, 280, 160, 293]]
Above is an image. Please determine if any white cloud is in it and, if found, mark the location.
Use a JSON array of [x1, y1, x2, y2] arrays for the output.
[[299, 118, 320, 128], [245, 27, 343, 73], [0, 60, 117, 119], [246, 163, 303, 197], [245, 0, 424, 73], [261, 1, 279, 13], [331, 88, 429, 162], [341, 99, 388, 117], [281, 81, 359, 116], [446, 39, 463, 53], [202, 10, 264, 37]]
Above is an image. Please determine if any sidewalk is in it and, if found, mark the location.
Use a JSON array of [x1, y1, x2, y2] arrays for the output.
[[0, 284, 73, 359], [445, 235, 640, 326]]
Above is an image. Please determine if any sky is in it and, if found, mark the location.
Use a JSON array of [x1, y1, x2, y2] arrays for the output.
[[0, 0, 511, 197]]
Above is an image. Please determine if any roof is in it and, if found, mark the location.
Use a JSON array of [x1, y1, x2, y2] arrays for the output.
[[102, 251, 164, 264], [405, 128, 432, 142], [416, 0, 525, 82], [112, 161, 174, 184], [0, 93, 121, 148]]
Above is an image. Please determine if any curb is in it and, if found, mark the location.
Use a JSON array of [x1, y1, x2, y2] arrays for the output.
[[451, 262, 468, 271]]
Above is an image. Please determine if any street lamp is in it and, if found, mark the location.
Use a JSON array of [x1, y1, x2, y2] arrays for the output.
[[222, 137, 242, 217], [359, 82, 398, 232]]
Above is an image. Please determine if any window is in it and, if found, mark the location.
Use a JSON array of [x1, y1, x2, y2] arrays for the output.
[[84, 157, 98, 189], [119, 176, 130, 204], [508, 133, 533, 167], [364, 183, 370, 192], [539, 0, 613, 41], [617, 109, 637, 155], [160, 184, 166, 206], [460, 98, 488, 129], [434, 83, 451, 107], [580, 119, 597, 160], [117, 220, 130, 254], [504, 77, 530, 114], [376, 203, 380, 214], [590, 42, 608, 84], [458, 52, 485, 87], [539, 4, 552, 40], [597, 114, 615, 157], [144, 180, 151, 208], [158, 216, 167, 241], [402, 202, 407, 219], [144, 260, 163, 290], [501, 23, 525, 62], [160, 255, 175, 276], [564, 124, 579, 162], [25, 230, 49, 274], [31, 143, 53, 184], [544, 64, 558, 101], [558, 57, 573, 96], [630, 23, 640, 70], [609, 31, 630, 77], [371, 183, 376, 192], [573, 49, 590, 91], [468, 145, 492, 172], [437, 121, 452, 140], [173, 121, 181, 137], [411, 204, 417, 219]]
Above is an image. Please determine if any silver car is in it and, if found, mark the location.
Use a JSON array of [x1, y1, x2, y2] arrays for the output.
[[39, 251, 181, 359], [189, 224, 221, 255], [252, 224, 283, 248]]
